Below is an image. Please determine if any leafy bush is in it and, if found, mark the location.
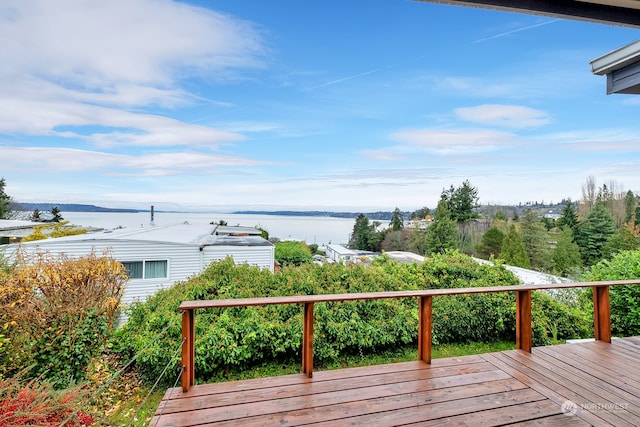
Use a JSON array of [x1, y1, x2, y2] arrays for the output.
[[531, 292, 591, 345], [0, 250, 127, 386], [116, 251, 590, 386], [588, 250, 640, 336], [274, 241, 313, 266]]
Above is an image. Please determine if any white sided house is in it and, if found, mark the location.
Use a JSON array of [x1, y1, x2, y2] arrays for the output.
[[325, 244, 357, 264], [4, 222, 274, 305]]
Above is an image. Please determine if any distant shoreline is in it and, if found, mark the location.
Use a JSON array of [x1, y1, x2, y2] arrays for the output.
[[16, 204, 397, 220], [233, 210, 397, 220], [16, 203, 139, 213]]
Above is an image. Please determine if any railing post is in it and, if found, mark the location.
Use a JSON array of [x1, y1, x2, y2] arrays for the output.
[[516, 290, 532, 352], [593, 285, 611, 343], [181, 308, 195, 392], [418, 296, 433, 364], [302, 302, 314, 377]]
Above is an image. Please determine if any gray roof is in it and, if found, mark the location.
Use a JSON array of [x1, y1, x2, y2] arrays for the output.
[[14, 222, 272, 247], [591, 40, 640, 94], [0, 220, 42, 231]]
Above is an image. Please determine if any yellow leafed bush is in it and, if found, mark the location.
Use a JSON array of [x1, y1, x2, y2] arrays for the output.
[[0, 249, 128, 384]]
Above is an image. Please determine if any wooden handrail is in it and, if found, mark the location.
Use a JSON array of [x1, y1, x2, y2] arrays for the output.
[[180, 279, 640, 392]]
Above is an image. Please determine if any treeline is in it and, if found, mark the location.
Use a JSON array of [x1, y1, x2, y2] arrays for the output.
[[233, 210, 412, 220], [349, 177, 640, 277]]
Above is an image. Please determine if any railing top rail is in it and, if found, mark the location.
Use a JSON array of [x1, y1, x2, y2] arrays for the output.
[[179, 279, 640, 310]]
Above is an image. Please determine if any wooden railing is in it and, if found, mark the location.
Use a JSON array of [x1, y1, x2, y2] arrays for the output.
[[179, 279, 640, 392]]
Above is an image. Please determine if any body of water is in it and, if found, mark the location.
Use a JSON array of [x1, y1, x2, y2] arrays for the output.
[[63, 211, 356, 246]]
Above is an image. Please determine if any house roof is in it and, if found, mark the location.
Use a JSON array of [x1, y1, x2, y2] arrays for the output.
[[13, 222, 272, 247], [418, 0, 640, 28], [0, 220, 42, 231], [590, 39, 640, 94]]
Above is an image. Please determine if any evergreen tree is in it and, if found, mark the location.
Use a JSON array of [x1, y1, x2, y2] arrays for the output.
[[493, 211, 508, 222], [520, 209, 551, 271], [50, 206, 64, 222], [442, 180, 479, 223], [0, 178, 13, 220], [557, 199, 578, 231], [390, 207, 404, 231], [552, 227, 582, 276], [624, 190, 638, 223], [411, 207, 431, 220], [368, 223, 385, 252], [574, 201, 616, 266], [477, 227, 504, 260], [425, 198, 458, 255], [30, 209, 42, 222], [349, 213, 372, 250], [349, 214, 384, 252], [500, 225, 530, 268]]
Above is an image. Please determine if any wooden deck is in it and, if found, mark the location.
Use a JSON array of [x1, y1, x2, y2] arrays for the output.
[[151, 337, 640, 426]]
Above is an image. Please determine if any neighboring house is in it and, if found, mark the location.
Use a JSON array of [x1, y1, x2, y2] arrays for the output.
[[384, 251, 426, 264], [325, 244, 357, 264], [0, 220, 43, 244], [3, 222, 274, 305]]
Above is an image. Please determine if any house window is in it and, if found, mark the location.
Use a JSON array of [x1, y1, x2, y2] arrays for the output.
[[121, 260, 168, 279], [122, 261, 143, 279], [144, 260, 167, 279]]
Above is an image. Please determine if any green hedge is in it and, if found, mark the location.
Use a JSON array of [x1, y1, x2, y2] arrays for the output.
[[115, 251, 590, 385], [589, 250, 640, 336]]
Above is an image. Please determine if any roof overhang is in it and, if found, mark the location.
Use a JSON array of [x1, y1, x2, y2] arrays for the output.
[[417, 0, 640, 28], [590, 40, 640, 93]]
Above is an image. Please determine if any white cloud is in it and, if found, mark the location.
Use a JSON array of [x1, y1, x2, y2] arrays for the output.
[[541, 129, 640, 152], [360, 148, 408, 161], [0, 98, 245, 147], [0, 146, 271, 175], [0, 0, 265, 87], [390, 129, 519, 154], [455, 104, 551, 129], [0, 0, 265, 147]]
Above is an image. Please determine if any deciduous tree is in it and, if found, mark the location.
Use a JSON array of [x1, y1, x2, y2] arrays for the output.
[[603, 219, 640, 258]]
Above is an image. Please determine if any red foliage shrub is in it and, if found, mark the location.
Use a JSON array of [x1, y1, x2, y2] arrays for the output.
[[0, 376, 93, 426]]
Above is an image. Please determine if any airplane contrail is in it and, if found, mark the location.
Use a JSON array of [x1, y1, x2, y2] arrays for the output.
[[305, 66, 392, 91], [473, 19, 560, 43]]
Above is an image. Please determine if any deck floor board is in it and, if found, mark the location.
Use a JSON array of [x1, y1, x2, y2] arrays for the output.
[[151, 337, 640, 427]]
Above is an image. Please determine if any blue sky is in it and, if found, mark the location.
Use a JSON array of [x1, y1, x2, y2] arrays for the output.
[[1, 0, 639, 212]]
